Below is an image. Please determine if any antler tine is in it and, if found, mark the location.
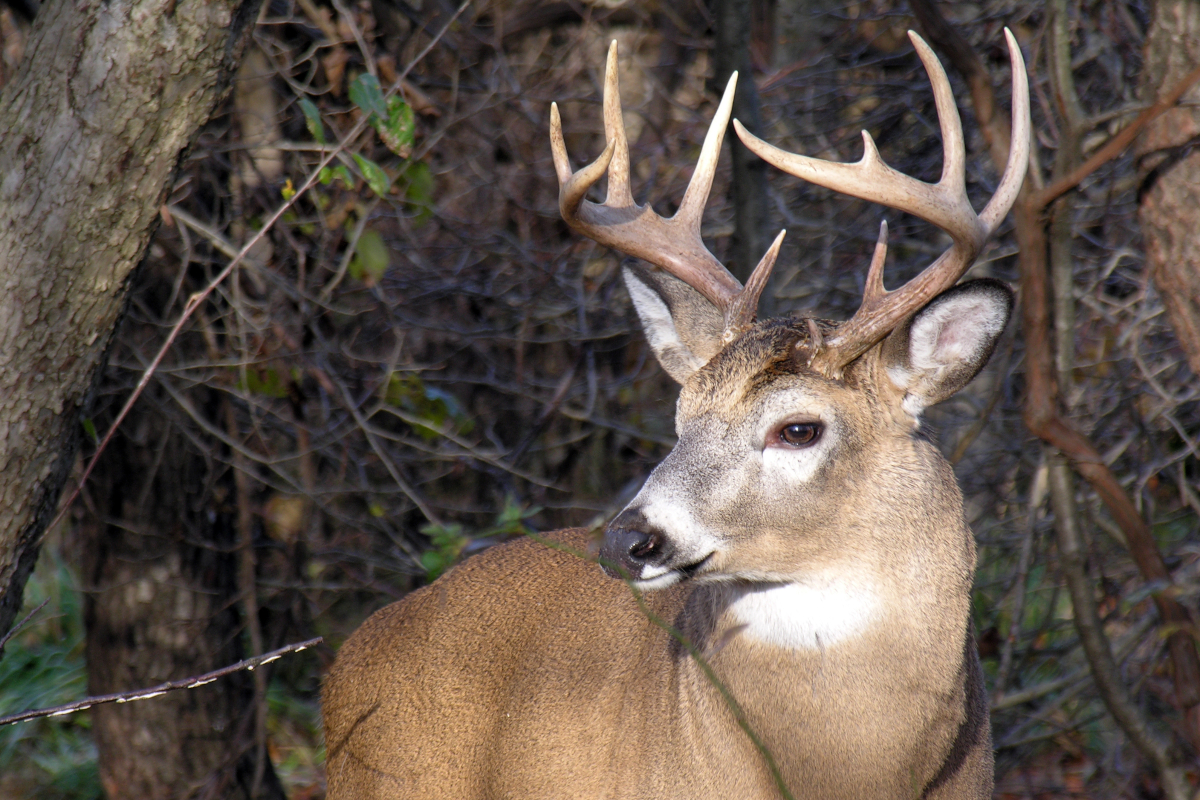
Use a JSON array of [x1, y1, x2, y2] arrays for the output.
[[678, 70, 738, 228], [912, 34, 966, 197], [735, 29, 1030, 376], [602, 41, 634, 208], [733, 32, 985, 253], [550, 102, 616, 213], [863, 220, 889, 306], [550, 43, 749, 314], [724, 229, 786, 339], [980, 28, 1031, 231]]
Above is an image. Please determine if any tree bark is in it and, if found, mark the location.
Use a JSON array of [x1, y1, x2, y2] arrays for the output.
[[0, 0, 263, 640], [83, 395, 286, 800], [1137, 0, 1200, 376]]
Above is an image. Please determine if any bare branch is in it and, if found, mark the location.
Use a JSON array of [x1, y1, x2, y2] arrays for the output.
[[0, 638, 322, 727], [0, 598, 48, 658]]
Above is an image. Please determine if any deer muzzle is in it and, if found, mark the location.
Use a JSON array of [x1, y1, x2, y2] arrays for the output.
[[600, 508, 673, 580]]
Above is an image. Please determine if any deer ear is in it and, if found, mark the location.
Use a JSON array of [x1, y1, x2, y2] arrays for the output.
[[623, 264, 726, 384], [882, 279, 1013, 417]]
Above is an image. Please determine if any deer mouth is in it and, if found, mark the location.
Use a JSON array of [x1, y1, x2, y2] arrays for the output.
[[678, 552, 715, 579], [631, 551, 715, 590]]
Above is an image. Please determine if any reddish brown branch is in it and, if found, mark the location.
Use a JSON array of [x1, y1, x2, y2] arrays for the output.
[[914, 0, 1200, 757], [1020, 189, 1200, 739], [1035, 62, 1200, 208]]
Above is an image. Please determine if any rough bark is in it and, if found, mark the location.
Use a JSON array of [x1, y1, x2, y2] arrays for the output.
[[1137, 0, 1200, 376], [0, 0, 263, 640], [83, 393, 286, 800], [711, 0, 771, 290]]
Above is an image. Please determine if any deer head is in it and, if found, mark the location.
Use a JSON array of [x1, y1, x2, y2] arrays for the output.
[[551, 33, 1029, 596]]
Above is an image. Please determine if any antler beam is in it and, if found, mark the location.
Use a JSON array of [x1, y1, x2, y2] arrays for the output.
[[551, 41, 784, 339], [735, 29, 1031, 375]]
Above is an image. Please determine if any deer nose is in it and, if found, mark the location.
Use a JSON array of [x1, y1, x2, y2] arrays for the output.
[[600, 509, 670, 579]]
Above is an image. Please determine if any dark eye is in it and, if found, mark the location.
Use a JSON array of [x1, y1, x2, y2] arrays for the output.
[[779, 422, 821, 447]]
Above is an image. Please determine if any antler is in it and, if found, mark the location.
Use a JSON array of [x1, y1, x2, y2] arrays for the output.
[[550, 41, 785, 340], [734, 29, 1030, 376]]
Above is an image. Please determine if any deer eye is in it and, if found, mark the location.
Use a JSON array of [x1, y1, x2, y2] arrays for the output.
[[778, 422, 821, 447]]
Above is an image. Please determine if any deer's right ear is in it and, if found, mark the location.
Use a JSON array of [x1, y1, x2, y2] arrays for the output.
[[623, 264, 726, 384]]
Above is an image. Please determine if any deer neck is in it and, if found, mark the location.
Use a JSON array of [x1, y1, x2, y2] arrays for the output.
[[648, 506, 977, 788]]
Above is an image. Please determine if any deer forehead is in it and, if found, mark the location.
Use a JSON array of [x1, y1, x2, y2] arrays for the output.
[[675, 321, 885, 437], [677, 320, 813, 419]]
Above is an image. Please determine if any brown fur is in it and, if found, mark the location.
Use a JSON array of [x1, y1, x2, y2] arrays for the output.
[[324, 306, 1002, 799], [324, 531, 990, 799]]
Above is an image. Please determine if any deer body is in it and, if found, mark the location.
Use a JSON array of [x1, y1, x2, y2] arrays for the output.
[[324, 31, 1030, 800]]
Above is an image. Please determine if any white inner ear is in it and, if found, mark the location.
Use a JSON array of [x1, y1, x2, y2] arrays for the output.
[[626, 270, 704, 377], [889, 290, 1010, 419], [909, 295, 1007, 373]]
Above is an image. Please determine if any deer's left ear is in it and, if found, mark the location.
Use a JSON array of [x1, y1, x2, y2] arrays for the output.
[[882, 279, 1013, 418]]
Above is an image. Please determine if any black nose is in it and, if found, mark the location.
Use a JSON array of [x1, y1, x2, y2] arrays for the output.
[[599, 509, 671, 579]]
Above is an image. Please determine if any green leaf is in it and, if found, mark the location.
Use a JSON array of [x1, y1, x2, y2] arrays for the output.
[[383, 375, 472, 440], [418, 523, 468, 580], [352, 153, 392, 197], [346, 229, 389, 284], [80, 418, 98, 444], [486, 496, 540, 537], [376, 98, 415, 157], [299, 97, 325, 145], [236, 367, 289, 398], [320, 164, 354, 188], [403, 161, 433, 205], [399, 161, 434, 223], [349, 73, 388, 121]]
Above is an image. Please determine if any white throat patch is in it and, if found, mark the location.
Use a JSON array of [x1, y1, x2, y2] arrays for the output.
[[725, 576, 880, 650]]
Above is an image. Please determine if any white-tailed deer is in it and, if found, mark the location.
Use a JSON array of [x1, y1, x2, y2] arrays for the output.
[[324, 30, 1030, 799]]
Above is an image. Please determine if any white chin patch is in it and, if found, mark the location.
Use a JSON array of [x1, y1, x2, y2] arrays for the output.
[[633, 572, 684, 591], [726, 576, 879, 650], [638, 562, 671, 579]]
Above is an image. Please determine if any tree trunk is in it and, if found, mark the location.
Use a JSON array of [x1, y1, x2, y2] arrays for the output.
[[0, 0, 263, 640], [710, 0, 771, 291], [83, 393, 286, 800], [1137, 0, 1200, 376]]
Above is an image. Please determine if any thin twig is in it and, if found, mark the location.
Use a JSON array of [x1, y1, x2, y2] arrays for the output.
[[224, 396, 268, 795], [335, 376, 444, 527], [0, 598, 49, 657], [1048, 454, 1188, 800], [0, 637, 322, 727], [993, 454, 1047, 697]]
